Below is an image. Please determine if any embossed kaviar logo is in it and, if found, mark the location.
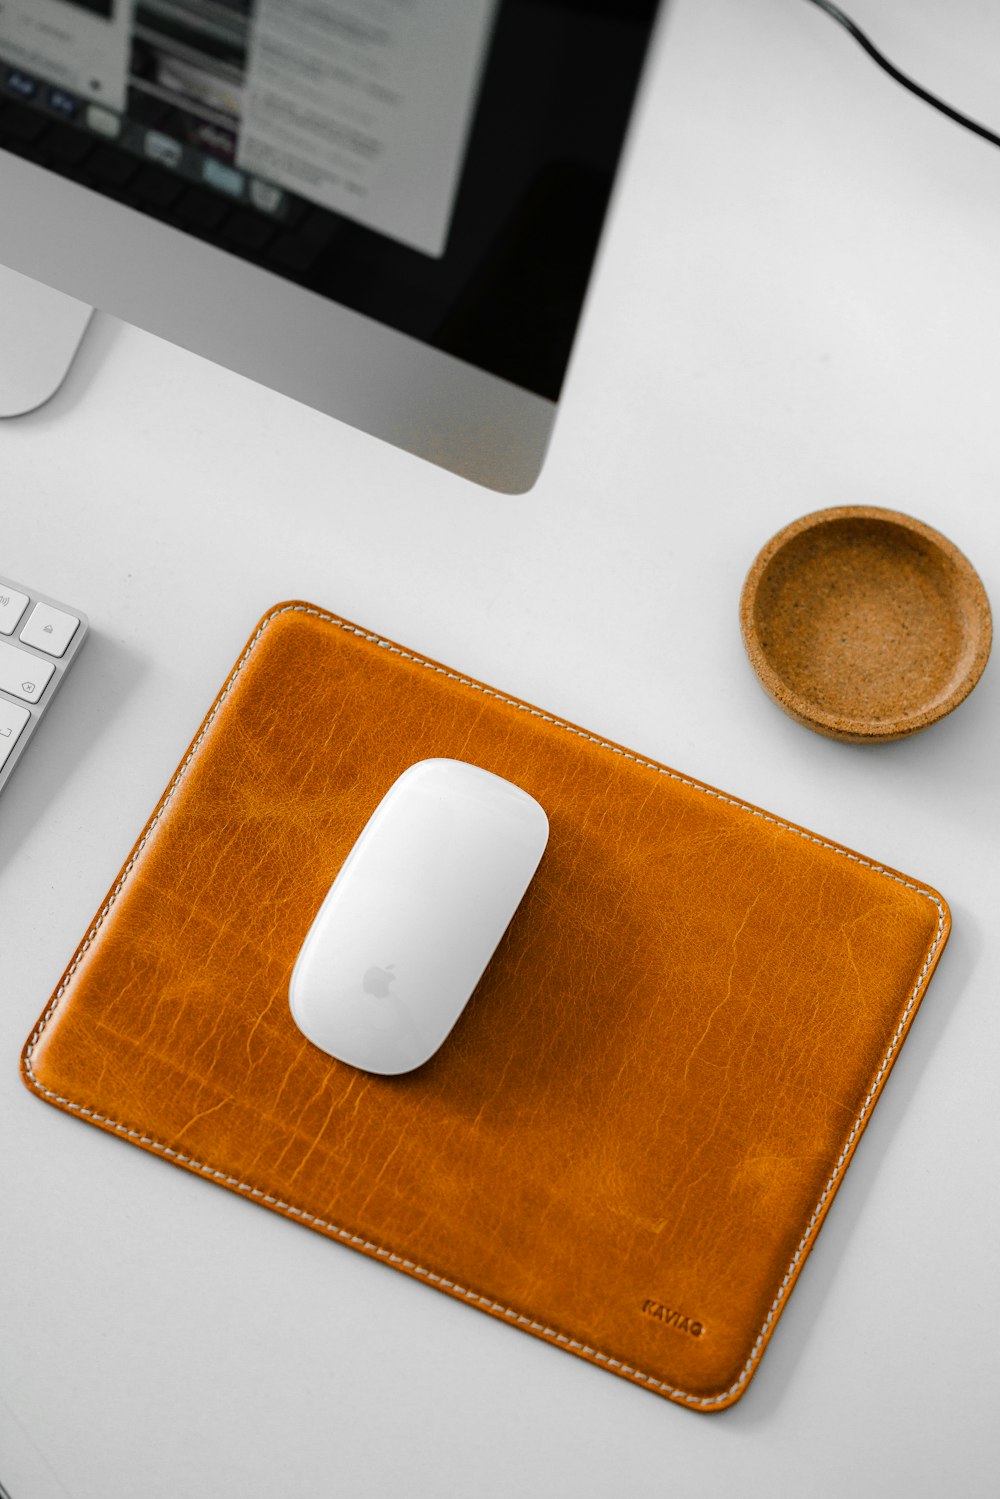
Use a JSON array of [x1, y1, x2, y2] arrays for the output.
[[641, 1299, 705, 1338]]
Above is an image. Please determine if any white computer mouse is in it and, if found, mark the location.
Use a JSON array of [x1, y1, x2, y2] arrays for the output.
[[289, 758, 549, 1075]]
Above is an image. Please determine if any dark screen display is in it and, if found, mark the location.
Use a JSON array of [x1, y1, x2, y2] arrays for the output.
[[64, 0, 114, 16], [0, 1, 659, 400]]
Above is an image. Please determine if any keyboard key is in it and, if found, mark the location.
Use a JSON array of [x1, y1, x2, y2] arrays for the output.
[[0, 699, 31, 772], [0, 639, 56, 702], [0, 575, 88, 795], [20, 601, 80, 657], [0, 586, 29, 635]]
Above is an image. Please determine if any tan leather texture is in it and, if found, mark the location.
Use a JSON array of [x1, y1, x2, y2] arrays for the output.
[[21, 604, 950, 1410]]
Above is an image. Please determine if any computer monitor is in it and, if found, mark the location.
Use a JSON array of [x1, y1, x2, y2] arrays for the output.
[[0, 0, 662, 491]]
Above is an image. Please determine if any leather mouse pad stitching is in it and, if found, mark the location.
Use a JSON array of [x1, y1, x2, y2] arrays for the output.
[[21, 602, 950, 1410]]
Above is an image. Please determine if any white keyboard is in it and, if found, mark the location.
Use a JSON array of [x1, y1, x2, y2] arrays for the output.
[[0, 575, 88, 794]]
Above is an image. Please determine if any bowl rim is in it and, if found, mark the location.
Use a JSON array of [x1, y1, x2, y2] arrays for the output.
[[739, 505, 993, 742]]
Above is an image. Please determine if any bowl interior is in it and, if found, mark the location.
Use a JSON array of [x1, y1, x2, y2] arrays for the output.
[[750, 515, 985, 732]]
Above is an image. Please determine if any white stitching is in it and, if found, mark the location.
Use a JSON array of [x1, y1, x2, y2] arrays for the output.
[[21, 602, 948, 1410]]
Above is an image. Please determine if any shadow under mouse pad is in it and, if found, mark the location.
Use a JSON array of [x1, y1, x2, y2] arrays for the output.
[[22, 603, 949, 1411]]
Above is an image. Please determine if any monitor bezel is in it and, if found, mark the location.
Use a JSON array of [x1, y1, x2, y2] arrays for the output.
[[0, 148, 556, 491], [0, 0, 664, 491]]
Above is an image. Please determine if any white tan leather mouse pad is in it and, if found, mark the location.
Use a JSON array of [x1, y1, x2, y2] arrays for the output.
[[22, 603, 949, 1410]]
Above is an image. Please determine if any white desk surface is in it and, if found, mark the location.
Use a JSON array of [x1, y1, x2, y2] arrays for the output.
[[3, 1, 999, 1494]]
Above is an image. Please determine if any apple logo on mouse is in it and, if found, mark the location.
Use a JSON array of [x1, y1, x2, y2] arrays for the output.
[[363, 963, 396, 999]]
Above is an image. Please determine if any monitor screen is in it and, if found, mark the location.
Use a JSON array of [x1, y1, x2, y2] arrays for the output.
[[0, 1, 661, 489]]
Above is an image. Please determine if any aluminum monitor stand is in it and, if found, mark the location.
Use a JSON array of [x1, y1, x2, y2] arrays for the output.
[[0, 262, 92, 418]]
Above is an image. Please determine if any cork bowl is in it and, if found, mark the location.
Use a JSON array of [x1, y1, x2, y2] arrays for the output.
[[740, 507, 992, 743]]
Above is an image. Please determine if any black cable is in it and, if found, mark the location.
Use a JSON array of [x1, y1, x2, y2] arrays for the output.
[[802, 0, 1000, 151]]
